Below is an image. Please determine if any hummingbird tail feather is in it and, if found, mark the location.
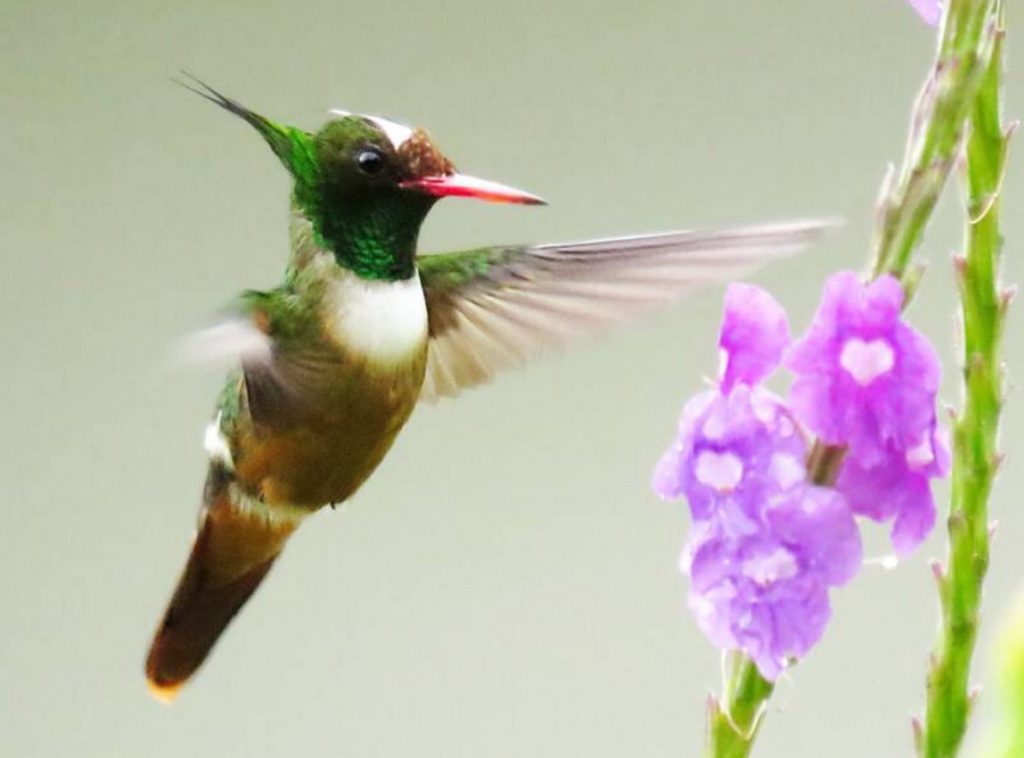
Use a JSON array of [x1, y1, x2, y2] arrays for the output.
[[145, 465, 305, 700]]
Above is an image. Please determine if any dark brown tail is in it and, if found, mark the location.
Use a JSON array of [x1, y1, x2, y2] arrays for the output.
[[145, 466, 302, 701]]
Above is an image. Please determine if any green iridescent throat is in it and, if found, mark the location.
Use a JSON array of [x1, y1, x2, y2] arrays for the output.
[[294, 187, 435, 281]]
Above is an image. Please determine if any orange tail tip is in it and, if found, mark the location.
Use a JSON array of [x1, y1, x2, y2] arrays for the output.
[[147, 678, 183, 705], [145, 467, 304, 696]]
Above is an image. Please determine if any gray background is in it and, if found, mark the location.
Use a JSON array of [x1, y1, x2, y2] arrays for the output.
[[2, 1, 1021, 756]]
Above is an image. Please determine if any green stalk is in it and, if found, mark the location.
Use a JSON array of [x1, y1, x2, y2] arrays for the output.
[[703, 4, 1001, 756], [705, 654, 774, 758], [871, 0, 1000, 287], [918, 4, 1010, 756]]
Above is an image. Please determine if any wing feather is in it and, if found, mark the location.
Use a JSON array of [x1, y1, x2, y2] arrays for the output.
[[418, 219, 835, 401]]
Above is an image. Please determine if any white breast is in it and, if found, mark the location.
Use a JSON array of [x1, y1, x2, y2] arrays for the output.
[[325, 272, 428, 364]]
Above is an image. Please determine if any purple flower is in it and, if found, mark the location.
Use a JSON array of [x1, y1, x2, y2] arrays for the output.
[[682, 485, 862, 680], [653, 284, 804, 529], [785, 272, 942, 469], [906, 0, 941, 25], [652, 385, 806, 531], [837, 422, 950, 555], [719, 282, 790, 391], [654, 275, 947, 675], [655, 283, 862, 679]]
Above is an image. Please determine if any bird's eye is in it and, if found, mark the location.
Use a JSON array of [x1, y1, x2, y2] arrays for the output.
[[356, 148, 386, 175]]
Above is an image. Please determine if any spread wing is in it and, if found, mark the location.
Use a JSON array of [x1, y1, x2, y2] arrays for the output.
[[417, 219, 832, 401]]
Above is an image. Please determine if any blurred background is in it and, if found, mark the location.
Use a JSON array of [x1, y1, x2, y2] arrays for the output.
[[2, 1, 1021, 755]]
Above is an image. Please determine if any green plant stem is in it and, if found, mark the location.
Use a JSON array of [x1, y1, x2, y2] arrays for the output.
[[703, 5, 1002, 756], [705, 654, 775, 758], [919, 5, 1010, 756], [871, 0, 1000, 287]]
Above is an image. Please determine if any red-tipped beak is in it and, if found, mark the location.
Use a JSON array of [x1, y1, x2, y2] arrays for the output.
[[400, 173, 546, 205]]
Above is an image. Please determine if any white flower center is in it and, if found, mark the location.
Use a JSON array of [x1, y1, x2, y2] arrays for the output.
[[770, 453, 805, 489], [743, 547, 798, 586], [839, 337, 895, 386], [694, 451, 744, 492]]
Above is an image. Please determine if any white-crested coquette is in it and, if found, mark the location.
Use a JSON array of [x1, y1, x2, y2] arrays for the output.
[[145, 75, 833, 701]]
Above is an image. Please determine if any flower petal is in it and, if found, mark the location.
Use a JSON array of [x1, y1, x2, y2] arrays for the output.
[[652, 443, 687, 500], [891, 484, 936, 556], [719, 283, 791, 391], [682, 483, 859, 681], [837, 444, 941, 556], [784, 272, 943, 465], [906, 0, 942, 26], [767, 486, 863, 586]]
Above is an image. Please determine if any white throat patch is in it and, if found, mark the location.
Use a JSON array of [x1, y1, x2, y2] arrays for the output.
[[325, 272, 428, 364], [328, 109, 415, 149]]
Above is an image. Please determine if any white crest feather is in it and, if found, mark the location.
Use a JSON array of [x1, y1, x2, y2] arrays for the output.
[[327, 109, 414, 149], [364, 116, 414, 149]]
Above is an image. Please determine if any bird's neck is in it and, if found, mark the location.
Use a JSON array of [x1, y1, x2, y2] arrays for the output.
[[288, 190, 434, 282], [285, 206, 429, 369]]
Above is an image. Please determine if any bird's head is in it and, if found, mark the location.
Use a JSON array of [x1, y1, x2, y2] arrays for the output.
[[179, 76, 543, 279], [315, 108, 546, 206]]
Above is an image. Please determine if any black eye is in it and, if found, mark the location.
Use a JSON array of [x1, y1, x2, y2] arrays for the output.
[[356, 148, 385, 175]]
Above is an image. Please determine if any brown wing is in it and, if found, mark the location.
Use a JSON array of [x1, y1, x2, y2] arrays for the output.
[[417, 219, 833, 401]]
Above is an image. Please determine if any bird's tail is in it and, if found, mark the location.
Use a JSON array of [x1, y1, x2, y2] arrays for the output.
[[145, 465, 306, 702]]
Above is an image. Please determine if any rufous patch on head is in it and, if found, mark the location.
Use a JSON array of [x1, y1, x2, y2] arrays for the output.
[[398, 129, 455, 178]]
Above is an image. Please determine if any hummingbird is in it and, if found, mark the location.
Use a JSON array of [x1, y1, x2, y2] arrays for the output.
[[145, 76, 830, 701]]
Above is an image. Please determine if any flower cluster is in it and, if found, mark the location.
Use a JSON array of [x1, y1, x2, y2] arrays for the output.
[[653, 274, 947, 679]]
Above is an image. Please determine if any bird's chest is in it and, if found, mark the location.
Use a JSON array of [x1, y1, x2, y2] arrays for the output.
[[233, 274, 429, 507], [321, 272, 429, 367]]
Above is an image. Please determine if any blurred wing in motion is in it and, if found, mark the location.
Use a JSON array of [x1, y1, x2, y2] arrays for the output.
[[417, 219, 833, 401]]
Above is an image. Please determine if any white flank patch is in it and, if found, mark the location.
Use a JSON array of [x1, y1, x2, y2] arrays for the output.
[[203, 412, 235, 470], [326, 272, 428, 364], [328, 109, 415, 149], [203, 416, 308, 527]]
